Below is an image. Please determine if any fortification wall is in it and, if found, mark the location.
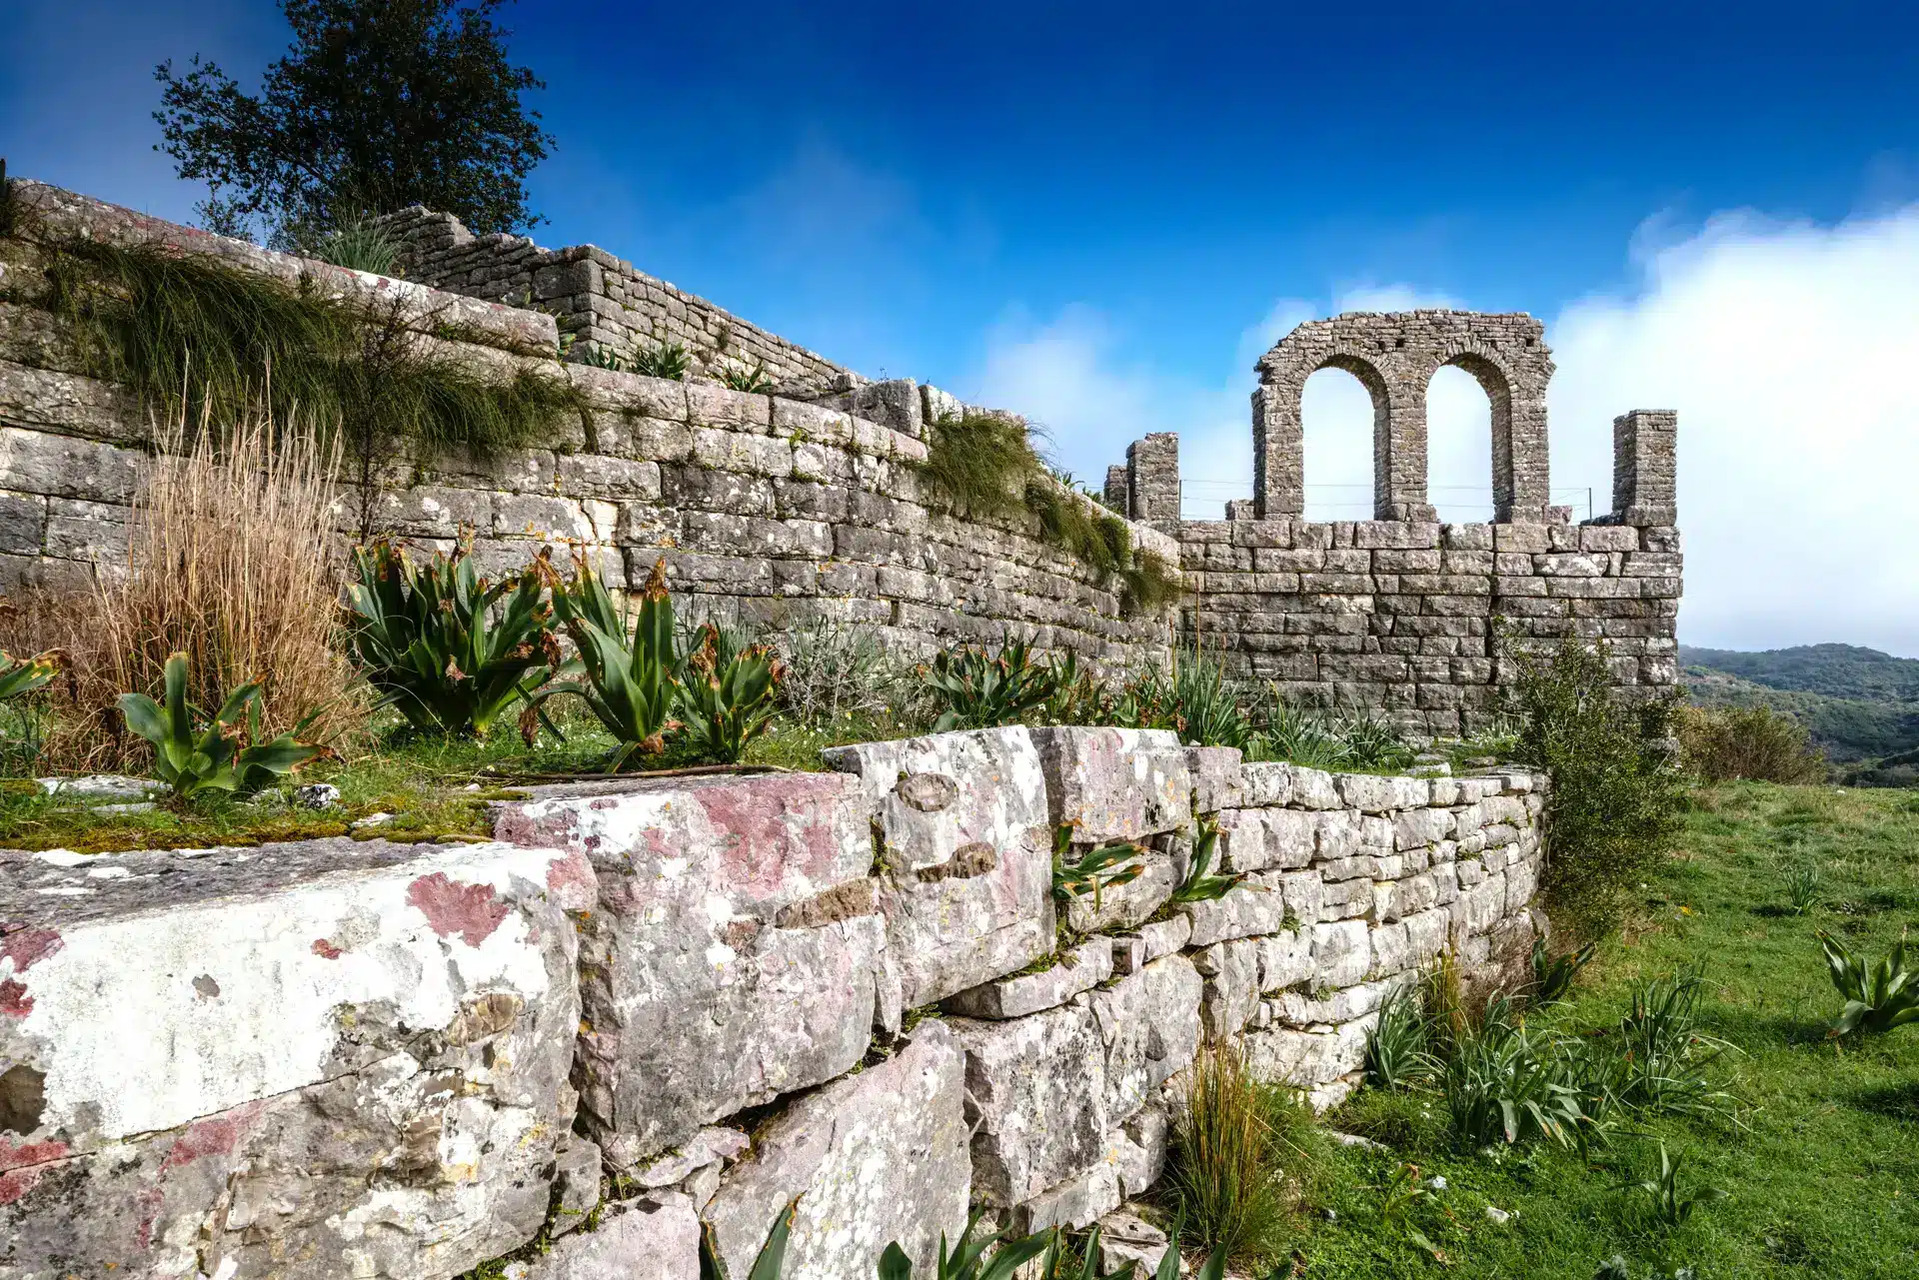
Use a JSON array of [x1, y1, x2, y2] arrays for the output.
[[0, 181, 1173, 663], [0, 728, 1545, 1277]]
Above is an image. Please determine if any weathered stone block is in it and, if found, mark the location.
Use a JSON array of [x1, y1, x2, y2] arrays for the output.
[[1217, 806, 1315, 872], [1031, 727, 1191, 841], [1090, 953, 1203, 1122], [493, 774, 884, 1166], [1311, 919, 1371, 988], [950, 1001, 1108, 1207], [823, 728, 1054, 1008], [1183, 872, 1288, 946], [1187, 745, 1245, 812], [703, 1024, 969, 1280], [945, 938, 1112, 1019], [1257, 928, 1313, 991], [518, 1192, 700, 1279], [1196, 937, 1263, 1037], [0, 426, 144, 502], [0, 837, 588, 1280]]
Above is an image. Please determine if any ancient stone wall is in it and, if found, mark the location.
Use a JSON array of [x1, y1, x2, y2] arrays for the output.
[[0, 728, 1546, 1277], [0, 182, 1172, 664], [374, 206, 852, 394]]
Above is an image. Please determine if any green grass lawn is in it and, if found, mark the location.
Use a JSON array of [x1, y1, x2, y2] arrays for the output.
[[1298, 783, 1919, 1279]]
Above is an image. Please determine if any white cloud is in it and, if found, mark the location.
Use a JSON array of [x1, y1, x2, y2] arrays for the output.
[[973, 205, 1919, 656]]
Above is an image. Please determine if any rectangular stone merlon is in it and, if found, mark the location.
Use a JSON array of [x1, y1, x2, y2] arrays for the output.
[[0, 837, 590, 1280], [1610, 409, 1678, 526], [491, 773, 885, 1167], [1125, 432, 1180, 525], [1104, 464, 1130, 511]]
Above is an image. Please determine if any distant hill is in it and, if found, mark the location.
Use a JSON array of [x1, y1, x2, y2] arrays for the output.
[[1680, 643, 1919, 785]]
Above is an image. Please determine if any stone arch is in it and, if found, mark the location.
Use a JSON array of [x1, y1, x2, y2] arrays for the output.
[[1253, 310, 1554, 522]]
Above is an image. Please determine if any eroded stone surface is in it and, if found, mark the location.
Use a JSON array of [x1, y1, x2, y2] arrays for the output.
[[1089, 954, 1203, 1123], [1030, 727, 1191, 841], [944, 938, 1113, 1020], [949, 1002, 1107, 1207], [516, 1191, 700, 1280]]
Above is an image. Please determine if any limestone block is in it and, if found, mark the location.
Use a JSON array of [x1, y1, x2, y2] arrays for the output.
[[1454, 873, 1508, 934], [1122, 915, 1193, 967], [0, 837, 589, 1280], [1278, 869, 1325, 927], [1089, 954, 1203, 1122], [1031, 726, 1191, 841], [1216, 806, 1315, 872], [1273, 978, 1396, 1025], [553, 1136, 604, 1236], [1319, 875, 1374, 920], [703, 1024, 970, 1280], [1335, 772, 1398, 814], [1315, 809, 1361, 859], [1373, 871, 1439, 923], [0, 426, 145, 502], [1287, 765, 1341, 809], [945, 938, 1113, 1019], [1182, 872, 1288, 947], [1109, 1101, 1170, 1198], [492, 774, 884, 1166], [823, 728, 1054, 1007], [1257, 929, 1313, 991], [0, 490, 46, 555], [518, 1192, 700, 1280], [557, 453, 662, 500], [950, 1001, 1108, 1207], [1186, 745, 1245, 812], [1243, 1015, 1375, 1087], [1195, 938, 1262, 1038], [1062, 843, 1182, 934], [1015, 1163, 1123, 1234], [1239, 761, 1294, 806], [1311, 919, 1371, 988]]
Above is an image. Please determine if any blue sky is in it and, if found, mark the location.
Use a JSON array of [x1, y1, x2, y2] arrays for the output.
[[4, 1, 1919, 653]]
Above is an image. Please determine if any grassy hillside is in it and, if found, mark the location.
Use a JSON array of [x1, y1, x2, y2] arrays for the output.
[[1681, 644, 1919, 783]]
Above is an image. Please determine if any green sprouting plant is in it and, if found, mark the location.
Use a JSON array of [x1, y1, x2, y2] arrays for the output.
[[1249, 696, 1353, 771], [702, 1196, 797, 1280], [1532, 937, 1598, 1004], [0, 649, 58, 778], [718, 358, 775, 393], [1331, 707, 1415, 770], [576, 343, 628, 371], [1167, 814, 1244, 906], [1614, 1142, 1728, 1229], [0, 650, 59, 704], [678, 622, 785, 765], [304, 216, 403, 276], [1038, 650, 1114, 727], [540, 556, 681, 770], [877, 1211, 1054, 1280], [631, 337, 692, 380], [1441, 998, 1590, 1150], [1033, 1225, 1146, 1280], [119, 651, 324, 799], [1052, 823, 1145, 910], [1365, 986, 1437, 1090], [922, 638, 1060, 731], [1784, 861, 1822, 915], [1818, 929, 1919, 1036], [1109, 648, 1254, 749], [344, 535, 559, 738], [1612, 970, 1739, 1121]]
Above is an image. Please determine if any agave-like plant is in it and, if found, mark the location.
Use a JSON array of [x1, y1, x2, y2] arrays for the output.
[[1052, 822, 1145, 911], [1819, 929, 1919, 1036], [678, 621, 785, 765], [1365, 985, 1437, 1090], [1532, 937, 1598, 1004], [1613, 1141, 1727, 1228], [344, 535, 560, 738], [631, 337, 692, 380], [923, 638, 1060, 732], [539, 556, 682, 770], [119, 651, 323, 799], [0, 650, 60, 703], [1166, 813, 1243, 907], [878, 1212, 1055, 1280]]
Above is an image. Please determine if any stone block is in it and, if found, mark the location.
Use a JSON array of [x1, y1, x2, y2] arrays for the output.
[[1109, 1103, 1170, 1199], [1031, 727, 1191, 841], [0, 490, 45, 555], [944, 938, 1113, 1019], [1186, 745, 1245, 812], [0, 426, 145, 502], [823, 728, 1054, 1008], [1216, 806, 1316, 872], [703, 1024, 970, 1280], [1089, 954, 1202, 1122], [1062, 843, 1182, 934], [950, 1002, 1108, 1207], [552, 1136, 604, 1236], [1239, 761, 1294, 806], [0, 837, 589, 1280], [1243, 1016, 1375, 1087], [517, 1192, 700, 1279], [1183, 872, 1288, 947], [1257, 929, 1313, 991], [492, 774, 884, 1166], [1196, 937, 1263, 1037], [1311, 919, 1371, 988]]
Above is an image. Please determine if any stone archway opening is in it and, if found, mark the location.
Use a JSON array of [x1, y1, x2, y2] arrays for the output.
[[1426, 363, 1496, 524], [1300, 365, 1382, 522]]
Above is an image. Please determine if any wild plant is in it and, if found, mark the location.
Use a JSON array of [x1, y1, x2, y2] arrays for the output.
[[1674, 702, 1824, 784], [678, 623, 785, 764], [344, 535, 559, 738], [304, 216, 403, 276], [0, 651, 59, 704], [773, 616, 913, 729], [1332, 707, 1414, 770], [540, 557, 681, 769], [1052, 823, 1145, 910], [1250, 695, 1352, 771], [1818, 929, 1918, 1036], [1168, 1043, 1314, 1265], [0, 647, 58, 778], [717, 358, 775, 393], [1034, 1225, 1146, 1280], [1613, 1142, 1727, 1229], [119, 652, 324, 799], [1784, 861, 1822, 915], [1166, 814, 1243, 907], [1592, 1260, 1697, 1280], [1441, 997, 1590, 1150], [876, 1211, 1054, 1280], [1039, 650, 1114, 727], [630, 337, 692, 380], [1111, 647, 1253, 748], [1612, 971, 1739, 1121], [922, 638, 1059, 731], [577, 343, 627, 371], [702, 1196, 796, 1279], [1365, 986, 1437, 1090], [1532, 937, 1598, 1004]]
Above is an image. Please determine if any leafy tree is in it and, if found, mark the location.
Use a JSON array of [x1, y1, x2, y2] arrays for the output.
[[154, 0, 552, 247]]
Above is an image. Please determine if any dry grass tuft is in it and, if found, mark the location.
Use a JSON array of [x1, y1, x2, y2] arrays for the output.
[[1168, 1041, 1318, 1265]]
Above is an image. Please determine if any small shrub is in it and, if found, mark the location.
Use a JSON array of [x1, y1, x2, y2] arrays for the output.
[[1168, 1043, 1314, 1265], [1818, 929, 1919, 1036], [1613, 1142, 1727, 1229], [1365, 985, 1437, 1089], [303, 216, 403, 276], [1441, 997, 1589, 1150], [922, 638, 1059, 731], [1509, 635, 1687, 939], [577, 343, 627, 371], [717, 358, 774, 393], [630, 337, 692, 380], [119, 652, 323, 799], [773, 616, 921, 730], [1676, 703, 1825, 784], [1112, 647, 1255, 749], [344, 534, 559, 738]]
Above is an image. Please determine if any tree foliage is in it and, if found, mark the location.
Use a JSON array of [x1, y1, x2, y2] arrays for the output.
[[153, 0, 552, 246]]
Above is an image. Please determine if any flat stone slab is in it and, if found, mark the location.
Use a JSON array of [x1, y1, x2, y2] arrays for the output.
[[0, 836, 589, 1280], [943, 937, 1113, 1019], [493, 772, 885, 1168]]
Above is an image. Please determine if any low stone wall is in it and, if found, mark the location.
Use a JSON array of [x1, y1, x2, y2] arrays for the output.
[[0, 181, 1173, 664], [0, 730, 1544, 1277]]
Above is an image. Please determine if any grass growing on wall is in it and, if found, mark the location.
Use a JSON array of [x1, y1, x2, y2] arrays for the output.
[[922, 410, 1184, 616], [36, 235, 577, 456]]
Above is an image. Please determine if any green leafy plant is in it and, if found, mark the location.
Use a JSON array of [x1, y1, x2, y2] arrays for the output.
[[1039, 650, 1114, 727], [1818, 929, 1919, 1036], [702, 1196, 797, 1280], [1441, 998, 1590, 1150], [1593, 1257, 1697, 1280], [1532, 937, 1598, 1004], [1614, 1142, 1727, 1229], [678, 622, 785, 765], [922, 638, 1060, 731], [1784, 860, 1822, 915], [577, 343, 628, 371], [1052, 823, 1146, 910], [1111, 648, 1253, 749], [1167, 813, 1244, 906], [539, 556, 681, 770], [718, 358, 775, 393], [877, 1211, 1054, 1280], [344, 535, 559, 738], [631, 337, 692, 380], [0, 650, 60, 704], [119, 652, 324, 799], [305, 216, 403, 275], [1612, 970, 1739, 1121], [1675, 702, 1825, 784], [1365, 985, 1437, 1089]]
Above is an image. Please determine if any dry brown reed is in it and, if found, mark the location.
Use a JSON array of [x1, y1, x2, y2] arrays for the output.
[[1168, 1041, 1314, 1263], [20, 399, 364, 772]]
